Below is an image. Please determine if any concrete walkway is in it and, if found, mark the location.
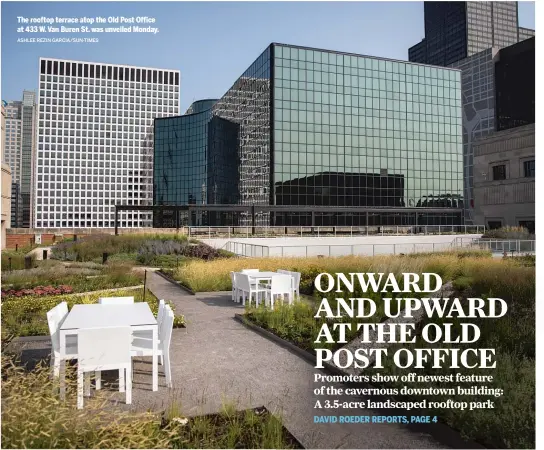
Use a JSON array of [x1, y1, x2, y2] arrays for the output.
[[131, 272, 473, 449]]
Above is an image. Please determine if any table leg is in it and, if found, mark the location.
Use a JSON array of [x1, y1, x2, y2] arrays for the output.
[[152, 325, 158, 391]]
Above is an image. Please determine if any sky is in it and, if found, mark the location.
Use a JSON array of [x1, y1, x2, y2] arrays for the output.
[[1, 1, 536, 113]]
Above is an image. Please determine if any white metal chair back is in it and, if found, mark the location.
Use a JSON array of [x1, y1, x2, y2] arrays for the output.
[[291, 271, 301, 294], [277, 270, 301, 295], [231, 272, 240, 302], [77, 326, 133, 408], [47, 302, 68, 353], [78, 326, 132, 370], [270, 274, 292, 294], [236, 273, 252, 292], [159, 306, 175, 354], [98, 296, 135, 305], [241, 269, 259, 274], [157, 299, 166, 331]]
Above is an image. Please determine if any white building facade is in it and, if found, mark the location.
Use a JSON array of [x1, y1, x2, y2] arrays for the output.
[[35, 58, 180, 228]]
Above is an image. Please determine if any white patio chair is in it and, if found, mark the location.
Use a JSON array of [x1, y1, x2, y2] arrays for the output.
[[277, 270, 301, 297], [237, 273, 267, 307], [241, 269, 259, 274], [77, 326, 133, 409], [230, 272, 238, 302], [98, 296, 135, 305], [132, 299, 167, 364], [131, 306, 174, 388], [47, 302, 78, 379], [264, 274, 294, 308], [95, 296, 135, 386]]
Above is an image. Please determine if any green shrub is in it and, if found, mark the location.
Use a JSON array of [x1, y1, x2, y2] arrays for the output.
[[1, 355, 178, 449], [1, 287, 185, 339], [2, 263, 142, 293], [482, 226, 533, 240], [451, 275, 474, 292], [1, 355, 300, 449], [241, 256, 534, 450], [51, 234, 189, 262], [1, 251, 36, 271]]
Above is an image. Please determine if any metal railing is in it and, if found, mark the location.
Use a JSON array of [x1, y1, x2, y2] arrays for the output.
[[452, 237, 536, 254], [226, 240, 460, 258], [190, 225, 485, 239], [225, 237, 536, 258]]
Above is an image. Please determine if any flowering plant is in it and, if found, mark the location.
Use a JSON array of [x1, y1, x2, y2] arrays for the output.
[[1, 285, 73, 298]]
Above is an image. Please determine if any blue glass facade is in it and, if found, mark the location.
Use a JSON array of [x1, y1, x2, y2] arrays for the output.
[[154, 43, 464, 226], [154, 100, 216, 225]]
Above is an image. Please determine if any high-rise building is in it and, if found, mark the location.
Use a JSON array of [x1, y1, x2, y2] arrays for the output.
[[495, 37, 535, 131], [35, 58, 180, 229], [154, 43, 464, 227], [3, 91, 36, 228], [409, 2, 533, 66], [1, 102, 12, 247], [21, 91, 37, 228]]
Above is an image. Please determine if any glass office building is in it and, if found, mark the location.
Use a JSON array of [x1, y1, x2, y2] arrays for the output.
[[154, 99, 216, 225], [154, 43, 464, 226]]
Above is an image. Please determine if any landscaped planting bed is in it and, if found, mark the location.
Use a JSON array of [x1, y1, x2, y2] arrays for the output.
[[1, 261, 143, 296], [1, 355, 301, 449], [172, 249, 492, 293], [1, 287, 185, 339], [51, 233, 234, 266], [239, 255, 534, 449]]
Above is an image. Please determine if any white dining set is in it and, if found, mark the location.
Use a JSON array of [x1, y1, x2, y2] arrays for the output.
[[47, 296, 175, 409], [230, 269, 301, 308]]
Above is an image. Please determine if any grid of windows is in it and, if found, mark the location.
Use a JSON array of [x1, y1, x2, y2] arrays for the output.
[[3, 94, 35, 228], [273, 45, 464, 225], [211, 47, 271, 225], [152, 44, 464, 227], [35, 58, 180, 229], [519, 27, 535, 42], [410, 1, 523, 66]]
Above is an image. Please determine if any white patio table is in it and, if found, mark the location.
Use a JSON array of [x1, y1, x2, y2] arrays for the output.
[[246, 271, 282, 285], [59, 303, 158, 399]]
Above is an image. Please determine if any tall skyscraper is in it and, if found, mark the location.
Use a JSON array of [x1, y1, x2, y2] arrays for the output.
[[35, 58, 180, 229], [21, 91, 37, 228], [1, 102, 12, 247], [3, 90, 36, 228], [409, 2, 533, 66]]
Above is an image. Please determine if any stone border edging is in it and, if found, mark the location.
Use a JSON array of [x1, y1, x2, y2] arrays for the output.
[[234, 313, 486, 450], [10, 335, 51, 343], [155, 270, 196, 295]]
